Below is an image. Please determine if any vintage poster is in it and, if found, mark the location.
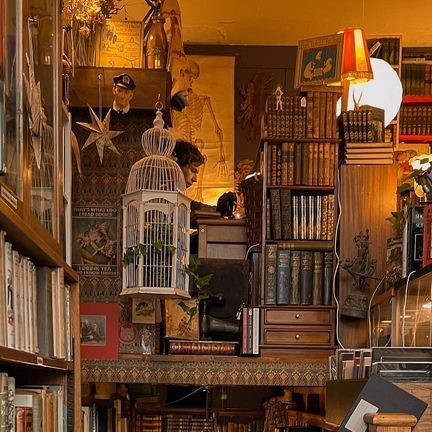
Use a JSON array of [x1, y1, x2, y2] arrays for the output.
[[72, 206, 118, 277], [172, 55, 235, 205], [97, 20, 143, 68]]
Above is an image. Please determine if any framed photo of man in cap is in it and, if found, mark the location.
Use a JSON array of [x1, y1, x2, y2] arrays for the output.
[[112, 73, 136, 114]]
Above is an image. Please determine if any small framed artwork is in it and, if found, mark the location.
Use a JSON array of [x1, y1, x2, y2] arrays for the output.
[[294, 33, 344, 87], [132, 298, 156, 324], [164, 299, 199, 340], [80, 302, 119, 360]]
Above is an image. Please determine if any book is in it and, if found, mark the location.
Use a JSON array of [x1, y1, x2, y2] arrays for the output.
[[276, 249, 290, 305], [264, 244, 277, 305], [270, 189, 282, 240], [323, 252, 333, 305], [167, 340, 238, 355], [280, 189, 292, 240], [312, 252, 323, 305], [290, 251, 301, 305], [36, 267, 54, 358], [300, 251, 313, 304]]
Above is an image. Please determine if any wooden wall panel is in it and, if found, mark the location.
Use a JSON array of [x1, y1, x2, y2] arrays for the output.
[[339, 165, 398, 348]]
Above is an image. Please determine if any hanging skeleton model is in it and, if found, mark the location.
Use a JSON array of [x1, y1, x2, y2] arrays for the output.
[[121, 103, 191, 298]]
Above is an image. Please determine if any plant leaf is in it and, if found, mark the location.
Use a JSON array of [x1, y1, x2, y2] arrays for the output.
[[153, 240, 164, 253], [396, 183, 412, 194]]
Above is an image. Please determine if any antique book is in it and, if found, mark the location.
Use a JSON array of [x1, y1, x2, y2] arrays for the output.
[[264, 244, 277, 305], [312, 252, 323, 305], [276, 240, 333, 251], [323, 252, 333, 305], [287, 142, 295, 185], [36, 267, 54, 358], [312, 92, 320, 138], [300, 251, 313, 305], [281, 142, 289, 186], [289, 251, 301, 305], [276, 249, 291, 305], [306, 93, 314, 137], [270, 189, 282, 240], [280, 189, 292, 240], [0, 232, 6, 347], [168, 340, 238, 355]]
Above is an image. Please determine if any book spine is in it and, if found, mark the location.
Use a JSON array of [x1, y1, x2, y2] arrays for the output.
[[241, 308, 247, 354], [4, 242, 14, 349], [276, 249, 290, 305], [281, 142, 289, 186], [312, 252, 323, 305], [276, 240, 333, 251], [6, 376, 14, 432], [289, 251, 301, 305], [287, 142, 295, 185], [313, 92, 320, 138], [306, 93, 313, 138], [270, 189, 282, 240], [280, 189, 292, 240], [264, 244, 277, 305], [319, 92, 326, 138], [168, 341, 237, 355], [252, 308, 259, 355], [300, 251, 313, 305], [247, 308, 253, 355], [294, 143, 302, 185], [323, 252, 333, 305]]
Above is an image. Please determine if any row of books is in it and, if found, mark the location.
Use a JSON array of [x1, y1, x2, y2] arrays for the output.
[[167, 339, 238, 356], [339, 109, 384, 143], [305, 90, 340, 139], [329, 349, 372, 380], [0, 230, 72, 360], [266, 141, 336, 186], [264, 94, 307, 139], [343, 142, 394, 166], [401, 63, 432, 96], [0, 372, 66, 431], [241, 307, 260, 355], [216, 421, 260, 432], [135, 414, 162, 432], [367, 37, 400, 66], [165, 414, 213, 432], [399, 105, 432, 135], [267, 192, 335, 241], [265, 245, 333, 306]]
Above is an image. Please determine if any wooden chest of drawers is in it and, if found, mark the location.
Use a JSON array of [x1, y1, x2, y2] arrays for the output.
[[260, 306, 336, 359]]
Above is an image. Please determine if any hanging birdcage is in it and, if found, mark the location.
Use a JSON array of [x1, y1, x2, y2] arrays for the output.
[[121, 104, 191, 298]]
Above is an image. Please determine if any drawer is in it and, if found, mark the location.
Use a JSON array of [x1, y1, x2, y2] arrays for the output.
[[263, 308, 332, 326], [263, 327, 332, 346]]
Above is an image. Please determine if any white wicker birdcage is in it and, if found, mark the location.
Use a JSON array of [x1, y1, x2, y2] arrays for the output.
[[121, 107, 191, 298]]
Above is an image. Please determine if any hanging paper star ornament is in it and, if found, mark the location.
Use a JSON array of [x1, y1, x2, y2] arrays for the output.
[[77, 106, 124, 164]]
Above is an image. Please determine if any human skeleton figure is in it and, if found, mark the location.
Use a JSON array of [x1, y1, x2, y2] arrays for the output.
[[173, 59, 227, 201]]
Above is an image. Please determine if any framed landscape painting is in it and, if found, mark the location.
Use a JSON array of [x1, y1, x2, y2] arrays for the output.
[[295, 33, 344, 87]]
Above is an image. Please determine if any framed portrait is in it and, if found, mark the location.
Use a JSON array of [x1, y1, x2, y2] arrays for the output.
[[80, 302, 119, 359], [294, 33, 344, 88], [132, 298, 156, 324]]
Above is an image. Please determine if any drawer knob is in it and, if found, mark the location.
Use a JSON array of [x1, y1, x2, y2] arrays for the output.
[[295, 334, 300, 340], [295, 314, 300, 319]]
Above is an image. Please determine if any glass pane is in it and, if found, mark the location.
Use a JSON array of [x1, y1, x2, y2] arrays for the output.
[[371, 300, 392, 347], [1, 0, 23, 196], [24, 0, 57, 235]]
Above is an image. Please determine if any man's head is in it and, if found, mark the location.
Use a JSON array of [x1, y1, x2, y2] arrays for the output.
[[112, 73, 136, 109], [173, 140, 205, 188]]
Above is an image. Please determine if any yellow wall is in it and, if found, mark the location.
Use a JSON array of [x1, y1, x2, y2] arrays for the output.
[[121, 0, 432, 46]]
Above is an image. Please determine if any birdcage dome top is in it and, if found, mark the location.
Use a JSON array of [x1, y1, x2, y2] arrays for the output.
[[125, 107, 186, 193]]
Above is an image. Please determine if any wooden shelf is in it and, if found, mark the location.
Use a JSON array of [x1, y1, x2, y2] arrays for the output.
[[399, 134, 432, 143], [0, 346, 73, 371], [266, 185, 335, 191], [402, 95, 432, 104], [81, 355, 328, 386], [393, 263, 432, 290], [0, 198, 78, 283], [261, 137, 341, 144]]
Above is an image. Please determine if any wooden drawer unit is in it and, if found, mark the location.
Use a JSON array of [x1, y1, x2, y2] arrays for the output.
[[260, 306, 335, 357], [263, 307, 332, 326]]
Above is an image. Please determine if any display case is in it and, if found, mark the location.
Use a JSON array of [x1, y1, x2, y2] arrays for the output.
[[370, 264, 432, 347]]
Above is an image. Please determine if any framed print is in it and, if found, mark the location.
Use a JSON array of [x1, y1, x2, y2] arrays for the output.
[[132, 298, 156, 324], [97, 20, 143, 68], [164, 299, 199, 340], [294, 33, 343, 87], [80, 302, 119, 359]]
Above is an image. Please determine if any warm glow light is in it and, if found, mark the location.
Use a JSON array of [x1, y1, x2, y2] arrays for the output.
[[336, 58, 403, 126], [380, 320, 392, 324], [422, 302, 432, 309]]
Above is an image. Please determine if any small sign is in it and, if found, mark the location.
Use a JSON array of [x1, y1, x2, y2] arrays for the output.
[[1, 185, 18, 209]]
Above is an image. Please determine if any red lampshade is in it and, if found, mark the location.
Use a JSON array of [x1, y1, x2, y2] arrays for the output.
[[340, 28, 373, 83]]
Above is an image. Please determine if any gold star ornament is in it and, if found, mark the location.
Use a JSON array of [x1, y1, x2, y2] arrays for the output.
[[77, 106, 124, 164]]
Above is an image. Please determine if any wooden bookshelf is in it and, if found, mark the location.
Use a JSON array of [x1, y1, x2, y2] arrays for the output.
[[402, 95, 432, 104], [266, 185, 335, 191]]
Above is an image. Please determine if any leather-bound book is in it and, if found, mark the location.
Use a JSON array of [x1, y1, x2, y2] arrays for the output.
[[264, 244, 277, 305], [323, 252, 334, 305], [312, 252, 323, 305], [300, 251, 313, 305], [290, 251, 301, 305], [276, 248, 291, 305]]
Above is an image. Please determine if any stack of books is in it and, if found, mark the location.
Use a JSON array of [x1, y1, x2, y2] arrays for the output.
[[344, 142, 394, 165]]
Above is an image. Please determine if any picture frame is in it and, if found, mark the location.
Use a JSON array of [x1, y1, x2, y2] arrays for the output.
[[164, 299, 199, 340], [132, 298, 156, 324], [294, 33, 344, 88], [97, 20, 144, 68], [80, 302, 119, 360]]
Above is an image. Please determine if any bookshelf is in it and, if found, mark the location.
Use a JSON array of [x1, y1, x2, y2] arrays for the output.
[[258, 87, 340, 359]]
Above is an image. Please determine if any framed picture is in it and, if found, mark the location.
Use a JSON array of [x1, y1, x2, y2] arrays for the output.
[[294, 33, 344, 87], [132, 298, 156, 324], [80, 302, 119, 359], [97, 20, 143, 68], [164, 299, 199, 340]]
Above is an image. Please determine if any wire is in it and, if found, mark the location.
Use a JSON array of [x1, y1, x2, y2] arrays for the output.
[[165, 386, 206, 406], [333, 163, 344, 348], [402, 270, 416, 347], [367, 273, 388, 347], [244, 243, 260, 260]]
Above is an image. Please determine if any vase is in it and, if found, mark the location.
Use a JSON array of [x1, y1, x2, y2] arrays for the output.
[[145, 15, 167, 69]]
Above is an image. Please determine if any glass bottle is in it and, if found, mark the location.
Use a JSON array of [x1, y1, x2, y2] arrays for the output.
[[145, 15, 167, 69]]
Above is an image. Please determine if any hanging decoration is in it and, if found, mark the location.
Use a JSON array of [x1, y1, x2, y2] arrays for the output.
[[77, 106, 123, 164]]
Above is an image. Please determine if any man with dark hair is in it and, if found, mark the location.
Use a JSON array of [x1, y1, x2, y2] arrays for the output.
[[173, 140, 205, 189]]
